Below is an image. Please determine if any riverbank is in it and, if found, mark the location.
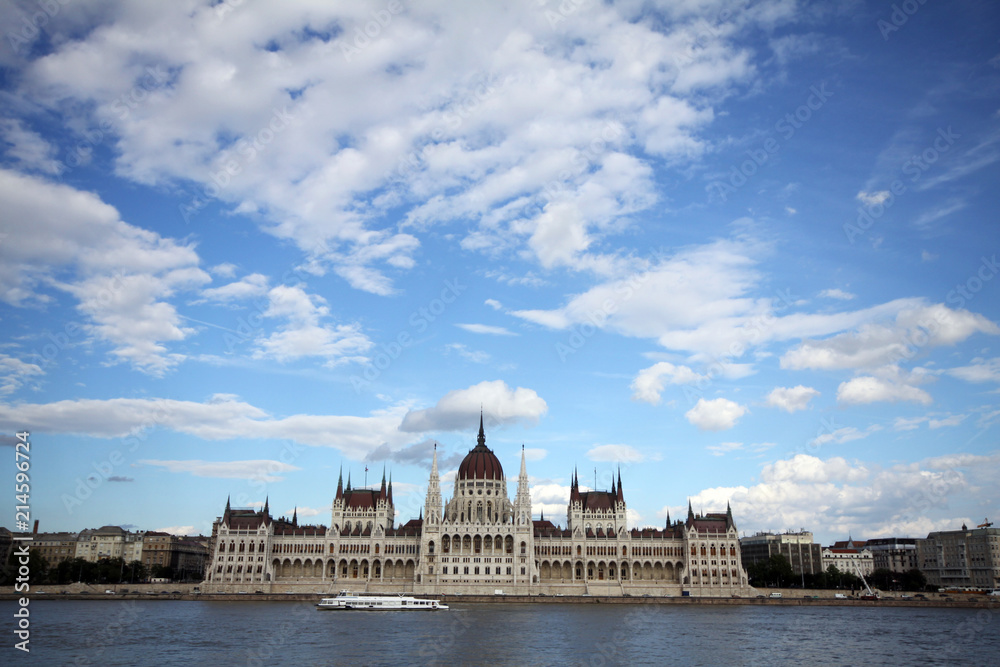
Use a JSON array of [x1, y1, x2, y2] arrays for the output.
[[3, 590, 997, 609]]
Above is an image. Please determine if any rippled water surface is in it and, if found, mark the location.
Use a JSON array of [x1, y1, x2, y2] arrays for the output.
[[6, 600, 997, 666]]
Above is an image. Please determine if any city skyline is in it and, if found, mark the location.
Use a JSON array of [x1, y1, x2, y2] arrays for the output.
[[0, 1, 998, 547]]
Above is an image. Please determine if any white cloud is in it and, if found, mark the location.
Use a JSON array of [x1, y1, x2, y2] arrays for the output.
[[819, 288, 855, 300], [685, 397, 748, 431], [484, 299, 503, 311], [781, 304, 999, 372], [630, 361, 707, 405], [140, 459, 301, 483], [587, 444, 644, 463], [706, 441, 743, 456], [837, 376, 932, 406], [0, 395, 415, 460], [893, 416, 927, 431], [523, 448, 547, 462], [154, 525, 196, 536], [856, 190, 890, 206], [10, 2, 798, 293], [199, 273, 269, 303], [252, 284, 373, 366], [707, 441, 776, 457], [809, 424, 881, 448], [0, 353, 43, 395], [456, 323, 517, 336], [0, 170, 210, 374], [928, 414, 967, 429], [399, 380, 547, 433], [765, 385, 819, 413], [946, 357, 1000, 383], [0, 118, 63, 174], [444, 343, 490, 364], [682, 452, 1000, 544]]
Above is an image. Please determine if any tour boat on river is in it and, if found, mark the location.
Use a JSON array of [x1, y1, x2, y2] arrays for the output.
[[317, 590, 448, 611]]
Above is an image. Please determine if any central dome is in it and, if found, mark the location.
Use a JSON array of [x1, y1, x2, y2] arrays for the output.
[[457, 414, 504, 480]]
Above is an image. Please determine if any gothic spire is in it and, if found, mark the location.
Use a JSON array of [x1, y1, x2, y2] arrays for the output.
[[336, 466, 344, 500], [617, 467, 624, 503], [688, 499, 695, 522], [292, 506, 298, 526], [477, 410, 486, 447], [346, 471, 352, 492]]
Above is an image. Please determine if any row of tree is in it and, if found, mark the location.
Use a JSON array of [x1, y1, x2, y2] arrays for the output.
[[1, 550, 196, 586], [745, 554, 930, 591]]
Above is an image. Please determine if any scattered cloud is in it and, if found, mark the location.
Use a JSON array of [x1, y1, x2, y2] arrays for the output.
[[456, 323, 517, 336], [587, 444, 644, 463], [399, 380, 547, 433], [685, 398, 748, 431], [837, 376, 933, 406], [765, 385, 819, 413], [140, 459, 301, 483], [819, 288, 855, 300], [631, 361, 707, 405]]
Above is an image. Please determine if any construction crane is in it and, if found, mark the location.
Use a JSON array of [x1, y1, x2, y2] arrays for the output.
[[854, 559, 879, 600], [977, 518, 993, 529]]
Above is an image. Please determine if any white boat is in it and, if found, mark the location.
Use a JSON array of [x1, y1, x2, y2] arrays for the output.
[[316, 590, 448, 611]]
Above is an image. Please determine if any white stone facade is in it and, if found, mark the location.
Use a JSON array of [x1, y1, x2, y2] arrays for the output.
[[204, 419, 752, 597]]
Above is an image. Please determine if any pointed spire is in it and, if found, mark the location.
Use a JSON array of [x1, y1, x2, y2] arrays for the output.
[[336, 466, 344, 500], [380, 466, 387, 499], [666, 510, 671, 527], [387, 472, 394, 505], [611, 476, 616, 497], [346, 471, 352, 492], [292, 506, 298, 526], [726, 501, 733, 526], [225, 495, 231, 511], [687, 499, 695, 522], [617, 467, 624, 503], [540, 508, 545, 521], [263, 496, 269, 514], [477, 410, 486, 447]]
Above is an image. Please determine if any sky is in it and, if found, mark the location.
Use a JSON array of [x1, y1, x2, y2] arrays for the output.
[[0, 0, 998, 546]]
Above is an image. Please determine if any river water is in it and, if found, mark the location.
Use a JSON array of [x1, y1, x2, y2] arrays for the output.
[[4, 600, 997, 665]]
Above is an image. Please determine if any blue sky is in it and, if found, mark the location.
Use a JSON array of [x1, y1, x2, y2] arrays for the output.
[[0, 0, 998, 545]]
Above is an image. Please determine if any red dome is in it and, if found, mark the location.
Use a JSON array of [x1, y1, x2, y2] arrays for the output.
[[458, 443, 504, 480], [458, 414, 504, 480]]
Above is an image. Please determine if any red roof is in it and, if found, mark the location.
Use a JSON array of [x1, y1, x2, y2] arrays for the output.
[[458, 443, 504, 480], [580, 490, 615, 512]]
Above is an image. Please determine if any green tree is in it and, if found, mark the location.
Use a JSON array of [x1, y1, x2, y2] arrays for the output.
[[900, 568, 927, 591]]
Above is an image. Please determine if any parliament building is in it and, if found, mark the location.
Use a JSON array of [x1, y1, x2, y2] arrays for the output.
[[204, 416, 752, 596]]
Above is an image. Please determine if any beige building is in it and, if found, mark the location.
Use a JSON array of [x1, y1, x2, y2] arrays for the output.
[[75, 526, 144, 562], [821, 539, 873, 576], [205, 417, 752, 596], [918, 524, 1000, 590], [33, 532, 79, 566]]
